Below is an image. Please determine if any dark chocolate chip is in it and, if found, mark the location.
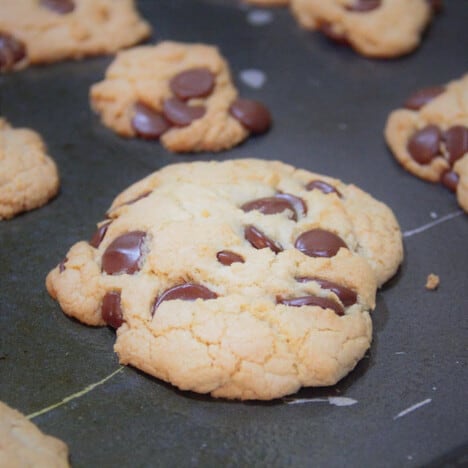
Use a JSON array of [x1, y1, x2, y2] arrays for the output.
[[153, 283, 218, 314], [318, 22, 350, 45], [277, 295, 344, 316], [296, 277, 357, 307], [216, 250, 245, 266], [440, 170, 459, 192], [244, 225, 282, 254], [306, 180, 342, 197], [101, 231, 146, 275], [40, 0, 75, 14], [229, 98, 271, 134], [170, 68, 215, 100], [101, 291, 124, 329], [404, 86, 445, 111], [132, 102, 171, 139], [58, 257, 68, 273], [295, 229, 347, 258], [89, 221, 112, 249], [407, 125, 442, 165], [241, 193, 306, 221], [0, 33, 26, 72], [163, 98, 206, 126], [428, 0, 443, 13], [443, 126, 468, 165], [346, 0, 381, 12]]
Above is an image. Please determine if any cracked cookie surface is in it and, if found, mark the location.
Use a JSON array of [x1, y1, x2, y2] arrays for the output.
[[90, 41, 271, 153], [0, 401, 70, 468], [0, 0, 151, 72], [0, 118, 59, 220], [46, 159, 402, 400], [290, 0, 438, 58], [385, 74, 468, 213]]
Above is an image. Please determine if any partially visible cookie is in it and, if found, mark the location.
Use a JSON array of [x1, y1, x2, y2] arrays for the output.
[[0, 0, 151, 72], [0, 401, 70, 468], [385, 74, 468, 213], [290, 0, 439, 58], [90, 41, 272, 153], [245, 0, 289, 6], [0, 119, 60, 220], [46, 159, 402, 400]]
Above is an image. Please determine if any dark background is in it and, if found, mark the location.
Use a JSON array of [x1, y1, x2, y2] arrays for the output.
[[1, 1, 467, 466]]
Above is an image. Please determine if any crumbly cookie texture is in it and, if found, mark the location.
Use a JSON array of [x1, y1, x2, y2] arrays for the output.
[[90, 41, 271, 153], [46, 159, 402, 400], [0, 0, 151, 72], [290, 0, 437, 58], [425, 273, 439, 290], [0, 401, 70, 468], [385, 74, 468, 213], [0, 119, 59, 220]]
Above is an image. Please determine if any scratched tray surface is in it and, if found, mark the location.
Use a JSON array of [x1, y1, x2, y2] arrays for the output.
[[0, 0, 467, 466]]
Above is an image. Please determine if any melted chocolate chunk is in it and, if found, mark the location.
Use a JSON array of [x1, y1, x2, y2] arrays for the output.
[[101, 291, 124, 329], [58, 257, 68, 273], [404, 86, 445, 111], [296, 277, 357, 307], [277, 295, 344, 316], [163, 98, 206, 126], [89, 221, 112, 249], [101, 231, 146, 275], [216, 250, 245, 266], [306, 180, 342, 197], [407, 125, 441, 164], [153, 283, 217, 314], [229, 99, 271, 134], [40, 0, 75, 14], [244, 225, 282, 253], [318, 22, 349, 45], [241, 193, 306, 221], [0, 33, 26, 72], [440, 170, 459, 192], [428, 0, 443, 13], [132, 102, 171, 139], [170, 68, 215, 100], [443, 126, 468, 165], [346, 0, 381, 12], [295, 229, 347, 258]]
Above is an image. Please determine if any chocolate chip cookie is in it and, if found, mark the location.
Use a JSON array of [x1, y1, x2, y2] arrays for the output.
[[0, 401, 70, 467], [385, 74, 468, 213], [0, 0, 151, 72], [0, 119, 60, 220], [290, 0, 440, 58], [46, 159, 402, 400], [90, 41, 271, 153]]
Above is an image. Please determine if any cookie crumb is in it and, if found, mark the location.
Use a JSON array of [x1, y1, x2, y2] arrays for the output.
[[425, 273, 440, 290]]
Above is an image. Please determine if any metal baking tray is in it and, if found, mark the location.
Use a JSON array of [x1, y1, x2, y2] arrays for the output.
[[1, 1, 467, 466]]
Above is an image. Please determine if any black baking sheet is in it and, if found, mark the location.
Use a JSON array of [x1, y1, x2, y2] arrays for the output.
[[1, 1, 467, 466]]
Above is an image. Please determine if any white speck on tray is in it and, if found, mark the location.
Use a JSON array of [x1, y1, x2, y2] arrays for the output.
[[285, 396, 357, 406], [430, 211, 438, 219], [247, 9, 273, 26], [239, 69, 266, 89], [393, 398, 432, 420]]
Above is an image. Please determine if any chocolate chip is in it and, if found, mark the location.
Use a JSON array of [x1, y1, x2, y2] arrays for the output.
[[440, 170, 459, 192], [89, 221, 112, 249], [58, 257, 68, 273], [101, 231, 146, 275], [428, 0, 443, 13], [404, 86, 445, 111], [132, 102, 171, 139], [407, 125, 442, 165], [170, 68, 215, 100], [40, 0, 75, 14], [346, 0, 381, 12], [277, 295, 344, 316], [153, 283, 217, 314], [295, 229, 347, 258], [101, 291, 124, 329], [241, 193, 306, 221], [306, 180, 342, 197], [318, 22, 349, 45], [443, 126, 468, 165], [0, 33, 26, 72], [229, 99, 271, 134], [296, 277, 357, 307], [163, 98, 206, 127], [244, 225, 282, 254], [216, 250, 245, 266]]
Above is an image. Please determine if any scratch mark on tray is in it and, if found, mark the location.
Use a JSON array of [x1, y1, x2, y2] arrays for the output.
[[285, 397, 357, 407], [27, 367, 124, 420], [403, 210, 463, 238], [393, 398, 432, 420]]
